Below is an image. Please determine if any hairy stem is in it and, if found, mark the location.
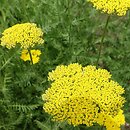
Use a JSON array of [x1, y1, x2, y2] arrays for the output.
[[28, 49, 33, 65], [0, 48, 20, 71], [101, 126, 104, 130], [96, 15, 110, 67]]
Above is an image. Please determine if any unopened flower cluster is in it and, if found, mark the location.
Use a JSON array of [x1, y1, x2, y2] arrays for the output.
[[42, 63, 125, 130], [0, 23, 44, 49], [89, 0, 130, 16], [21, 49, 41, 64]]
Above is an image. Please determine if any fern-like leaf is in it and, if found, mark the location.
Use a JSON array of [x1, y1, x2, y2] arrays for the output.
[[8, 104, 40, 113], [35, 120, 51, 130]]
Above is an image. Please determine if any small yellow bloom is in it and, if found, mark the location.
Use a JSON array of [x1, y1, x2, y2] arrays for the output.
[[21, 49, 41, 64], [42, 63, 125, 129], [97, 110, 125, 130], [89, 0, 130, 16], [1, 23, 44, 49]]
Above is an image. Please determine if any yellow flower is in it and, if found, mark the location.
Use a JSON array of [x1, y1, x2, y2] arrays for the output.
[[1, 23, 44, 49], [42, 63, 125, 129], [89, 0, 130, 16], [20, 49, 41, 64], [97, 110, 125, 130]]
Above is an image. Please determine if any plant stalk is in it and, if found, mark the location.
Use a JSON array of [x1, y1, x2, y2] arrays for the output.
[[0, 48, 21, 71], [96, 15, 110, 67], [28, 49, 33, 65]]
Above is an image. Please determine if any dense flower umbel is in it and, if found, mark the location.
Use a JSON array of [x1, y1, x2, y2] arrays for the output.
[[89, 0, 130, 16], [42, 63, 125, 130], [20, 49, 41, 64], [1, 23, 44, 49]]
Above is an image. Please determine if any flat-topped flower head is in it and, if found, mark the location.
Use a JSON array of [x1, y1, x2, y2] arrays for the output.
[[1, 23, 44, 49], [89, 0, 130, 16], [42, 63, 125, 129], [21, 49, 41, 64]]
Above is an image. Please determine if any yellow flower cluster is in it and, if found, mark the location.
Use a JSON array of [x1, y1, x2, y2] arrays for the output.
[[1, 23, 44, 49], [42, 63, 125, 130], [97, 110, 125, 130], [20, 49, 41, 64], [89, 0, 130, 16]]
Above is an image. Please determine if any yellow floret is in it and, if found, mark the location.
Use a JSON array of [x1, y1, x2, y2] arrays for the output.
[[42, 63, 125, 129], [20, 49, 41, 64], [89, 0, 130, 16], [1, 23, 44, 49]]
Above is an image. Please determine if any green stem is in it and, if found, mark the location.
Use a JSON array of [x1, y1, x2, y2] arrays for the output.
[[0, 56, 14, 71], [67, 0, 73, 61], [28, 49, 33, 65], [101, 126, 104, 130], [23, 118, 28, 130], [68, 2, 71, 50], [96, 15, 110, 67], [0, 48, 21, 71]]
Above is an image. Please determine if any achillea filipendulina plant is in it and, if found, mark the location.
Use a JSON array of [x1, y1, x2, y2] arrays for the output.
[[0, 23, 44, 49], [20, 49, 41, 64], [42, 63, 125, 130], [88, 0, 130, 16]]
